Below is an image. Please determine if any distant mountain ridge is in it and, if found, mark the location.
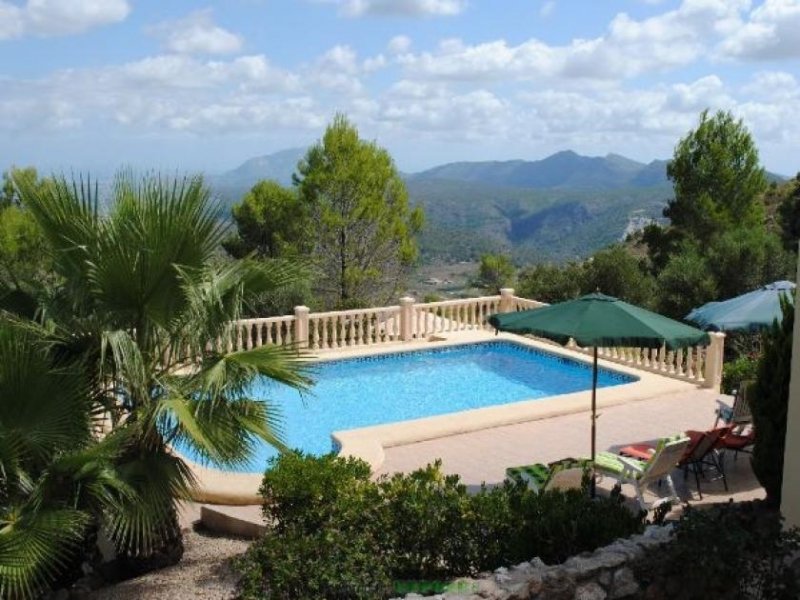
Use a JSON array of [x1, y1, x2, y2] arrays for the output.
[[408, 150, 671, 190], [210, 148, 675, 263], [209, 149, 783, 264]]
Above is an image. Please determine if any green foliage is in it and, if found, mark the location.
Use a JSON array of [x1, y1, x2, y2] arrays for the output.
[[259, 452, 373, 530], [236, 524, 393, 600], [640, 223, 684, 275], [13, 171, 311, 565], [295, 114, 424, 308], [0, 320, 130, 599], [508, 483, 645, 565], [707, 227, 794, 300], [583, 244, 655, 307], [517, 245, 656, 307], [721, 355, 759, 395], [239, 454, 646, 599], [474, 253, 515, 293], [0, 205, 51, 292], [223, 180, 310, 260], [777, 175, 800, 251], [517, 261, 584, 303], [752, 296, 794, 508], [655, 244, 717, 318], [635, 502, 800, 599], [665, 109, 767, 241]]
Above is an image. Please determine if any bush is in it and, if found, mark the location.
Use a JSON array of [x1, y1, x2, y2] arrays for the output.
[[236, 526, 393, 600], [752, 296, 793, 507], [509, 483, 645, 564], [238, 454, 648, 599], [635, 502, 800, 600], [721, 355, 759, 395], [259, 451, 373, 530]]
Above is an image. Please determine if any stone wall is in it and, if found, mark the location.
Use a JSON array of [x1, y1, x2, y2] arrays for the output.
[[392, 524, 674, 600]]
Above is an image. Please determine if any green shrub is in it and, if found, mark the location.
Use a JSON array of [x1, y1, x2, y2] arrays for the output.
[[239, 454, 648, 599], [236, 525, 393, 600], [722, 354, 759, 395], [635, 502, 800, 600], [509, 483, 645, 564], [752, 296, 793, 507], [259, 451, 373, 529]]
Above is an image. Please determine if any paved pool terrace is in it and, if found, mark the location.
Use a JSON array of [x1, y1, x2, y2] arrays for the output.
[[185, 329, 757, 510], [189, 384, 763, 534]]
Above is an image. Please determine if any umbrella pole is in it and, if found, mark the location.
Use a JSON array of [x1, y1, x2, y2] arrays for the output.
[[591, 347, 598, 498]]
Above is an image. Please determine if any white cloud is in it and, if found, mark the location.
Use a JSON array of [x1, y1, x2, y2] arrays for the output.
[[719, 0, 800, 60], [150, 9, 243, 55], [397, 0, 752, 82], [323, 0, 466, 18], [388, 34, 412, 54], [0, 0, 130, 40]]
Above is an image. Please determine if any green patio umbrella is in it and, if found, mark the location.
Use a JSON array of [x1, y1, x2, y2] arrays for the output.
[[488, 293, 710, 496]]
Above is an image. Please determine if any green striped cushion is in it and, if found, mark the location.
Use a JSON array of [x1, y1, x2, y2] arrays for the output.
[[506, 463, 550, 493], [507, 457, 591, 493], [595, 451, 646, 479]]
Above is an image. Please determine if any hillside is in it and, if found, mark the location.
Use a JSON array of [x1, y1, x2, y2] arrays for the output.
[[409, 150, 670, 190], [211, 149, 677, 263]]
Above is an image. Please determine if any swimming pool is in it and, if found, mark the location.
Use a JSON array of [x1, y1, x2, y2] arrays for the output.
[[182, 341, 636, 472]]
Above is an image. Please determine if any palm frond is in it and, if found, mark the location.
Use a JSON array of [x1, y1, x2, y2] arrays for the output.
[[107, 447, 195, 557], [0, 505, 89, 600], [193, 343, 313, 400], [159, 395, 287, 467]]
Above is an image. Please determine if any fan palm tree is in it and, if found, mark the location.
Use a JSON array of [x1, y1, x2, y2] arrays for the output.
[[0, 319, 132, 599], [13, 172, 311, 564]]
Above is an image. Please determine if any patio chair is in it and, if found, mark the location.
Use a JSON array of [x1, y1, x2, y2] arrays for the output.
[[506, 457, 591, 494], [595, 435, 691, 510], [619, 428, 730, 499], [718, 427, 755, 462], [714, 382, 753, 430]]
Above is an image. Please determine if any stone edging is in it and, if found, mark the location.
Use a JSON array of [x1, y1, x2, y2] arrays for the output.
[[391, 524, 674, 600]]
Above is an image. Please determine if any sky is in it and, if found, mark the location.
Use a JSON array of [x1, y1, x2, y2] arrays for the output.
[[1, 0, 799, 176]]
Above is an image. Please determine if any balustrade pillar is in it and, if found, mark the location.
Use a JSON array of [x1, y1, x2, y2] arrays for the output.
[[399, 296, 416, 342], [294, 305, 310, 349], [499, 288, 515, 313], [702, 332, 725, 390]]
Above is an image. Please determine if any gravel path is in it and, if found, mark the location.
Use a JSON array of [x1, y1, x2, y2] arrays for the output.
[[90, 530, 251, 600]]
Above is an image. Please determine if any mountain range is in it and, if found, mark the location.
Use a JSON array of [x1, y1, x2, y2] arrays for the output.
[[210, 148, 678, 263]]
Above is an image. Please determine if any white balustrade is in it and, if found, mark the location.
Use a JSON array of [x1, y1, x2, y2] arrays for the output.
[[307, 306, 402, 351], [214, 289, 724, 390]]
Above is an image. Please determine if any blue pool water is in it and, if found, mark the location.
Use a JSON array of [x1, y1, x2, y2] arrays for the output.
[[183, 341, 636, 472]]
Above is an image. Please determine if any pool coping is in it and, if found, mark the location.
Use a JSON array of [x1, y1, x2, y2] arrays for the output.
[[187, 331, 701, 505]]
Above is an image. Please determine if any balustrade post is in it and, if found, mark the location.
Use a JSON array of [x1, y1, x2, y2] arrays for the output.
[[294, 305, 310, 349], [399, 296, 416, 342], [499, 288, 515, 312], [703, 332, 726, 390]]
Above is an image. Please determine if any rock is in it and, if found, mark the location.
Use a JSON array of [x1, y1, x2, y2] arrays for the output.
[[609, 567, 639, 599], [563, 551, 627, 576], [495, 566, 513, 585], [474, 578, 502, 598], [597, 570, 613, 587], [539, 572, 577, 600], [574, 582, 607, 600], [529, 557, 547, 570]]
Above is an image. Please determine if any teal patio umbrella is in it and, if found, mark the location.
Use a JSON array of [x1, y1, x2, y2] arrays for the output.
[[686, 281, 796, 332], [488, 293, 710, 496]]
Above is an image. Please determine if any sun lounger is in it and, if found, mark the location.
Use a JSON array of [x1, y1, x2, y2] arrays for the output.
[[506, 457, 591, 494], [595, 435, 690, 510], [620, 428, 729, 499]]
